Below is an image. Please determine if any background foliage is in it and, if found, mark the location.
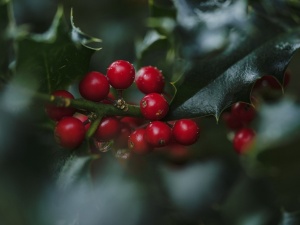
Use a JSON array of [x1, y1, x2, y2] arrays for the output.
[[1, 0, 300, 224]]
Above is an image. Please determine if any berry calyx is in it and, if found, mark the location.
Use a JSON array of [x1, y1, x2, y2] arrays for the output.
[[45, 90, 75, 121], [107, 60, 135, 89], [128, 128, 151, 154], [94, 116, 121, 141], [233, 128, 255, 154], [140, 93, 169, 120], [231, 102, 256, 124], [172, 119, 200, 145], [79, 71, 110, 101], [135, 66, 165, 94], [54, 117, 86, 149], [145, 121, 172, 147]]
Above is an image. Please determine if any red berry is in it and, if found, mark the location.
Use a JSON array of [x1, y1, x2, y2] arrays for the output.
[[140, 93, 169, 120], [231, 102, 256, 124], [135, 66, 165, 94], [221, 112, 244, 130], [283, 70, 291, 87], [94, 116, 121, 141], [79, 71, 110, 101], [54, 117, 85, 149], [101, 92, 115, 104], [45, 90, 75, 121], [145, 121, 172, 147], [128, 128, 151, 154], [120, 116, 145, 129], [107, 60, 135, 89], [114, 122, 132, 149], [167, 143, 189, 161], [254, 73, 290, 91], [172, 119, 200, 145], [233, 128, 255, 154], [74, 113, 90, 131]]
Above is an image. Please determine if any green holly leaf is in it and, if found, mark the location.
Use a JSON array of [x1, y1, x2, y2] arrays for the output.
[[14, 6, 101, 94], [167, 14, 300, 120]]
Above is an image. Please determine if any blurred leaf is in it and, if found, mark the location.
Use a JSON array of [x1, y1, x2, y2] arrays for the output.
[[0, 0, 12, 82], [14, 6, 101, 94], [168, 23, 300, 120], [42, 156, 151, 225], [173, 0, 248, 58], [249, 0, 300, 26], [149, 0, 175, 19], [56, 153, 93, 189], [254, 98, 300, 151], [280, 211, 300, 225], [242, 98, 300, 210], [160, 159, 238, 220]]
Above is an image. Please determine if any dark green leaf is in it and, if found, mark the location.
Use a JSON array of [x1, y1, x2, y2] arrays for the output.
[[168, 16, 300, 120], [14, 6, 101, 94]]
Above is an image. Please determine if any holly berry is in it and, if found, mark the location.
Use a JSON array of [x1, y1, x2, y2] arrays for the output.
[[94, 116, 121, 141], [101, 92, 115, 104], [233, 128, 255, 154], [172, 119, 200, 145], [74, 113, 90, 131], [145, 121, 172, 147], [135, 66, 165, 94], [128, 128, 151, 154], [167, 143, 190, 163], [79, 71, 110, 101], [54, 117, 85, 149], [254, 72, 290, 91], [222, 112, 244, 130], [231, 102, 256, 124], [107, 60, 135, 89], [140, 93, 169, 120], [45, 90, 75, 121], [114, 122, 132, 149], [120, 116, 145, 129]]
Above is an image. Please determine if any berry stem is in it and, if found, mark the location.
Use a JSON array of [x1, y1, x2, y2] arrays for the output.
[[86, 116, 102, 138], [32, 91, 142, 118]]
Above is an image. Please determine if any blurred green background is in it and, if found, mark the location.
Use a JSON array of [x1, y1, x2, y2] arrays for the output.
[[1, 0, 300, 225]]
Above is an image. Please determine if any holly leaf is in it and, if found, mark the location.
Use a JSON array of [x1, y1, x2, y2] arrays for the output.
[[14, 6, 101, 94], [167, 13, 300, 120]]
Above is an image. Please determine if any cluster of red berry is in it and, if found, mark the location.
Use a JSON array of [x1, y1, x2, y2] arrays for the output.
[[45, 60, 200, 156], [222, 71, 291, 154]]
